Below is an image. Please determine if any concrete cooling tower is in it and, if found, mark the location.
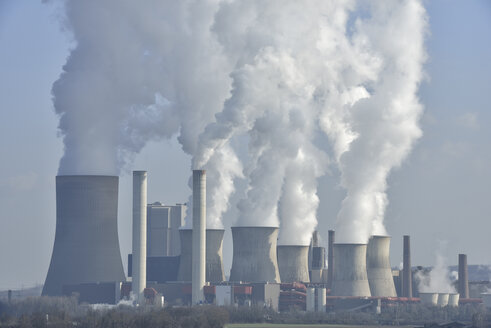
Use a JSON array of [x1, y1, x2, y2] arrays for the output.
[[177, 229, 225, 282], [277, 245, 310, 283], [229, 226, 281, 283], [331, 243, 371, 297], [366, 235, 397, 297], [42, 176, 125, 296]]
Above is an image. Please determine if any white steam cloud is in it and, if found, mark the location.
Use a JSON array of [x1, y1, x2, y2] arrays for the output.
[[416, 246, 456, 293], [51, 0, 427, 244]]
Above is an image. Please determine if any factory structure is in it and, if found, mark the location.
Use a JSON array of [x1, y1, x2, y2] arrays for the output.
[[42, 172, 491, 311]]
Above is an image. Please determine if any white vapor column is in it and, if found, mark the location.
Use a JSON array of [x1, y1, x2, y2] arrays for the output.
[[132, 171, 147, 302], [192, 170, 206, 305]]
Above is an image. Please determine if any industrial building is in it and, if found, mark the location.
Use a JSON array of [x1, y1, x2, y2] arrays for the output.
[[42, 172, 488, 311]]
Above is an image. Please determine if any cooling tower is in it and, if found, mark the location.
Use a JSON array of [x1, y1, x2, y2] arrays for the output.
[[437, 293, 449, 307], [481, 293, 491, 308], [205, 229, 225, 282], [366, 236, 397, 297], [132, 171, 147, 301], [458, 254, 469, 298], [42, 176, 125, 296], [331, 243, 371, 297], [448, 293, 460, 307], [177, 229, 225, 282], [229, 226, 281, 283], [192, 170, 206, 305], [277, 245, 310, 283], [419, 292, 438, 305]]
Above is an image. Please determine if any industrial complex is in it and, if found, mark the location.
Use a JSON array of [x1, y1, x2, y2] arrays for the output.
[[41, 172, 491, 312]]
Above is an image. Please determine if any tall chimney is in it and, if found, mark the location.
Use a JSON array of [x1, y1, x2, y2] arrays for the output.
[[132, 171, 147, 302], [402, 235, 412, 298], [458, 254, 469, 298], [192, 170, 206, 304], [327, 230, 335, 289]]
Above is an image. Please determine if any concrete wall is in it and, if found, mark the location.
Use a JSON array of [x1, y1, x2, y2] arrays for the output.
[[43, 176, 125, 296], [229, 227, 281, 283]]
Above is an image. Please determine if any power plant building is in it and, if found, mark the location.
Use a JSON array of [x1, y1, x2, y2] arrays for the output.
[[147, 202, 186, 257]]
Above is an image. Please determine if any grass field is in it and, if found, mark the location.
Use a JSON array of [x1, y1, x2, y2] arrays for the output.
[[226, 324, 412, 328]]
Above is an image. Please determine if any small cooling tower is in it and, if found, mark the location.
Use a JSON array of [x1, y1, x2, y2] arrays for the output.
[[366, 235, 397, 297], [42, 176, 125, 296], [277, 245, 310, 283], [177, 229, 225, 282], [448, 293, 460, 307], [437, 293, 449, 307], [229, 226, 281, 283], [419, 292, 438, 306], [331, 243, 371, 297]]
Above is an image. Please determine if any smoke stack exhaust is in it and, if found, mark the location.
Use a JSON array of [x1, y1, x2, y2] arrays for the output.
[[402, 235, 412, 297], [229, 226, 281, 283], [458, 254, 469, 298], [132, 171, 147, 302], [366, 236, 397, 297], [331, 243, 371, 296], [192, 170, 206, 304], [327, 230, 335, 289], [42, 176, 125, 296]]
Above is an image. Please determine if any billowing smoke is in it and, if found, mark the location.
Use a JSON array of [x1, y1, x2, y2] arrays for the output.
[[51, 0, 427, 244], [52, 0, 231, 176], [416, 249, 456, 293], [320, 0, 428, 243]]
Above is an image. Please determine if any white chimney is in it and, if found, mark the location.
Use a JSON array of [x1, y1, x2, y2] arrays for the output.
[[192, 170, 206, 304], [132, 171, 147, 302]]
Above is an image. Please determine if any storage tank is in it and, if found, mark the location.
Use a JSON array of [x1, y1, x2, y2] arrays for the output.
[[177, 229, 225, 282], [277, 245, 310, 283], [419, 292, 438, 306], [229, 226, 281, 283], [42, 175, 125, 296], [366, 235, 397, 297], [331, 243, 371, 296]]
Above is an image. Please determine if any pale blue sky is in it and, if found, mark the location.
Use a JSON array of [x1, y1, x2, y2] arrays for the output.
[[0, 1, 490, 289]]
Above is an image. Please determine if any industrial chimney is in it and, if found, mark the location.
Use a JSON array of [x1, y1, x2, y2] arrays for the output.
[[458, 254, 469, 298], [229, 226, 281, 283], [42, 176, 125, 296], [132, 171, 147, 302], [327, 230, 335, 289], [402, 235, 412, 298], [331, 243, 371, 297], [192, 170, 206, 305], [177, 229, 225, 283], [277, 245, 310, 283], [366, 236, 397, 297]]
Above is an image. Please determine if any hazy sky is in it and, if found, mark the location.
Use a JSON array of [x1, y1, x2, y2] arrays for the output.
[[0, 1, 490, 290]]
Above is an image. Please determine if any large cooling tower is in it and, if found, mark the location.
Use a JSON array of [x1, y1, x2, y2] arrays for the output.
[[229, 226, 281, 283], [277, 245, 310, 283], [177, 229, 225, 282], [331, 243, 371, 297], [366, 236, 397, 297], [42, 176, 125, 296]]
